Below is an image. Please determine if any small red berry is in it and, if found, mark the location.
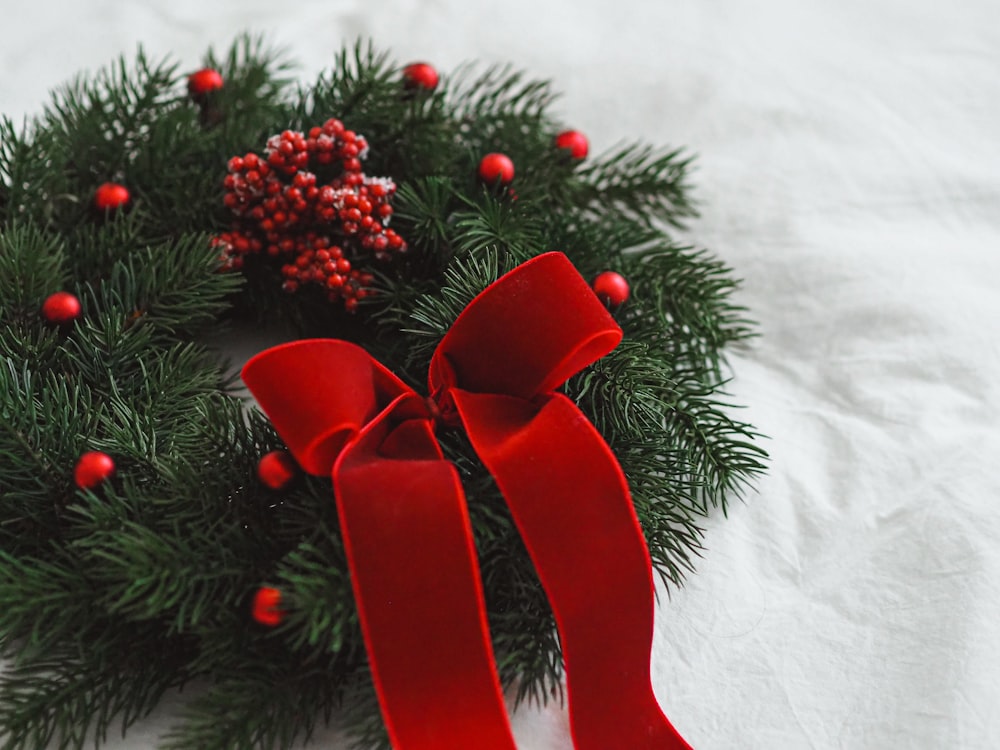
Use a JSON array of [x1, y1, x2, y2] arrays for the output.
[[402, 62, 439, 91], [41, 292, 82, 324], [188, 68, 224, 97], [257, 450, 298, 490], [74, 451, 116, 490], [478, 153, 515, 185], [93, 182, 131, 212], [554, 130, 589, 160], [592, 271, 630, 307], [252, 586, 285, 627]]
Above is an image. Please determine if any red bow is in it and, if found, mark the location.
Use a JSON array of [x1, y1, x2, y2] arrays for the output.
[[242, 252, 692, 750]]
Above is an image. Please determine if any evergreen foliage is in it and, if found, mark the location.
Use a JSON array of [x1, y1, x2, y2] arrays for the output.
[[0, 37, 766, 749]]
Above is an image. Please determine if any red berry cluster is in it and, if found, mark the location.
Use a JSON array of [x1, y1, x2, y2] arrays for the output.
[[215, 118, 406, 312]]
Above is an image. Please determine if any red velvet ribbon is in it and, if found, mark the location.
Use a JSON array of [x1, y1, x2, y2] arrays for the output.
[[242, 252, 692, 750]]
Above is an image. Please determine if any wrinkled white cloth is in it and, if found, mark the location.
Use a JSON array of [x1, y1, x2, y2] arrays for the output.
[[2, 1, 999, 748]]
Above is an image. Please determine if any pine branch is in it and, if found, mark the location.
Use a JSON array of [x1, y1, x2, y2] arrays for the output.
[[391, 177, 458, 264], [665, 382, 767, 512], [203, 33, 296, 126], [450, 191, 545, 262], [0, 551, 98, 666], [620, 244, 759, 375], [0, 222, 68, 318], [273, 540, 362, 664], [0, 627, 189, 750], [392, 248, 517, 374], [301, 41, 394, 125], [0, 363, 105, 550], [159, 668, 338, 750], [448, 63, 559, 125], [577, 143, 698, 229]]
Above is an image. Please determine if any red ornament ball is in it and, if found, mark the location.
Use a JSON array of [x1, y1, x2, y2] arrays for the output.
[[402, 62, 439, 91], [187, 68, 224, 97], [478, 152, 515, 185], [41, 291, 81, 324], [592, 271, 630, 307], [252, 586, 285, 627], [93, 182, 131, 212], [554, 129, 589, 160], [74, 451, 116, 490], [257, 450, 298, 490]]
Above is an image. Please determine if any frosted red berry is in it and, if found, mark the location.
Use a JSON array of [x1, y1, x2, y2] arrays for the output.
[[402, 62, 439, 91], [93, 182, 131, 212], [554, 129, 589, 160], [74, 451, 116, 490], [257, 450, 298, 490], [592, 271, 630, 307], [478, 152, 515, 185], [41, 291, 82, 324], [187, 68, 224, 97], [252, 586, 285, 627], [214, 119, 406, 311]]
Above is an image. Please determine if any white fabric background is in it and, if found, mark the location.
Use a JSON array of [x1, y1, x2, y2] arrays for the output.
[[2, 1, 999, 748]]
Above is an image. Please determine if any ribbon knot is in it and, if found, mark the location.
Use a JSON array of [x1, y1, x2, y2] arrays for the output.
[[242, 252, 692, 750], [424, 387, 460, 429]]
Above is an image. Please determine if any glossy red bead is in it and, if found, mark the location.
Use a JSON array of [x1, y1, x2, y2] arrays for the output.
[[554, 129, 589, 160], [478, 152, 515, 185], [74, 451, 116, 490], [257, 450, 298, 490], [252, 586, 285, 627], [402, 62, 439, 91], [93, 182, 131, 212], [41, 291, 82, 324], [187, 68, 224, 97], [592, 271, 630, 307]]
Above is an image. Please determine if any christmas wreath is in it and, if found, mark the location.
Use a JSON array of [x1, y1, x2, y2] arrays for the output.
[[0, 37, 766, 749]]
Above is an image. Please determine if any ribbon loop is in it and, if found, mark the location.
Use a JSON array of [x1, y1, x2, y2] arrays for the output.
[[429, 253, 622, 399], [243, 340, 411, 475]]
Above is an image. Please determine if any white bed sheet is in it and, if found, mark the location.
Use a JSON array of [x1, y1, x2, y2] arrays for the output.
[[2, 1, 999, 747]]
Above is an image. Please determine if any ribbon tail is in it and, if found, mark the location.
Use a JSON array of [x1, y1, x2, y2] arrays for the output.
[[335, 414, 516, 750], [452, 389, 693, 750]]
